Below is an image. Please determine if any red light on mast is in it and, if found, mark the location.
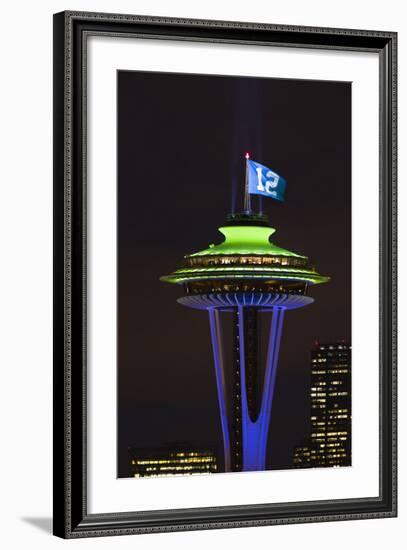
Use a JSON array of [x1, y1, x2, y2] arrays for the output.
[[245, 152, 250, 159]]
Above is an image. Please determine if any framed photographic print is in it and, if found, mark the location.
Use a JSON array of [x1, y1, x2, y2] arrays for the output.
[[53, 11, 397, 538]]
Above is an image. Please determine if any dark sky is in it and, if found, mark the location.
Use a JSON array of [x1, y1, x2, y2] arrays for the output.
[[117, 70, 351, 478]]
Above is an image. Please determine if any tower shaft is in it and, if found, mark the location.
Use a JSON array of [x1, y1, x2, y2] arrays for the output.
[[209, 304, 285, 472], [232, 307, 261, 471]]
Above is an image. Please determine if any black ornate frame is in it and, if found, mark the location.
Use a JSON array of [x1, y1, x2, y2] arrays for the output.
[[53, 11, 397, 538]]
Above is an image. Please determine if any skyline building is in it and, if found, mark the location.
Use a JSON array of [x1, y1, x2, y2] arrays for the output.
[[292, 341, 351, 468], [129, 445, 218, 478], [161, 183, 329, 472]]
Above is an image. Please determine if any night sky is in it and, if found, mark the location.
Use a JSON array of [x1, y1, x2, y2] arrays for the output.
[[117, 70, 351, 478]]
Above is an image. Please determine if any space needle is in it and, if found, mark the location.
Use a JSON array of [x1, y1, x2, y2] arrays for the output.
[[161, 154, 329, 472]]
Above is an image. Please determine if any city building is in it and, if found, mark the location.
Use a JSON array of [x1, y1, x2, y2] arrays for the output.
[[161, 185, 329, 472], [292, 342, 351, 468], [129, 445, 218, 478]]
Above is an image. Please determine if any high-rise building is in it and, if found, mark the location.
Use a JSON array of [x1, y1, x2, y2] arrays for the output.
[[292, 342, 351, 468], [161, 180, 329, 472], [129, 446, 218, 478]]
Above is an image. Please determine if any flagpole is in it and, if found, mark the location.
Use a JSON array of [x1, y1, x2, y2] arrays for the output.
[[244, 152, 251, 213]]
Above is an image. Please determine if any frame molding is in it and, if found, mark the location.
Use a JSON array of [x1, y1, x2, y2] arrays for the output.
[[53, 10, 397, 538]]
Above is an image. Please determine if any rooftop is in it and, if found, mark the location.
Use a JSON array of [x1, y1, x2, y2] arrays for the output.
[[161, 214, 329, 288], [189, 225, 305, 258]]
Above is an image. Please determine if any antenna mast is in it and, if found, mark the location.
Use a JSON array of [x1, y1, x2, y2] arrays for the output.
[[244, 152, 251, 213]]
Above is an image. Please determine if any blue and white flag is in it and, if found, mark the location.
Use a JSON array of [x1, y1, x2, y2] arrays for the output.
[[247, 159, 286, 202]]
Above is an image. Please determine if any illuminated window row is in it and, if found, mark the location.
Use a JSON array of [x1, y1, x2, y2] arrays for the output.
[[186, 255, 308, 268], [144, 466, 213, 472], [327, 369, 349, 374], [135, 457, 215, 465]]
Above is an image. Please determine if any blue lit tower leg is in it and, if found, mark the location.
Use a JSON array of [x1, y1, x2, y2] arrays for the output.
[[209, 303, 284, 472], [237, 305, 285, 471], [177, 292, 313, 473], [258, 306, 285, 469], [208, 308, 231, 472]]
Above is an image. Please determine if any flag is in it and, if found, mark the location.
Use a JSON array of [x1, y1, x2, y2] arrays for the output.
[[247, 159, 286, 202]]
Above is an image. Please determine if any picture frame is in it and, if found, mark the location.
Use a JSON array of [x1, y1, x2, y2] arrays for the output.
[[53, 10, 397, 538]]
